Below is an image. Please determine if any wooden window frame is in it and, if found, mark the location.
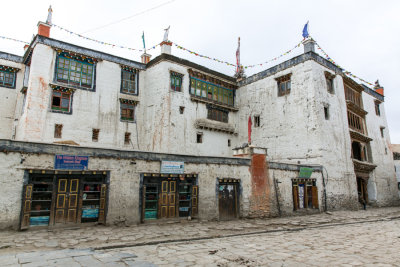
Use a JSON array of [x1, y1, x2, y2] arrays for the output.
[[55, 55, 95, 90], [254, 115, 260, 127], [170, 72, 183, 92], [276, 74, 292, 97], [375, 101, 381, 116], [92, 129, 99, 142], [292, 179, 318, 210], [0, 69, 16, 88], [121, 69, 138, 95], [54, 124, 63, 138], [207, 107, 228, 123], [120, 102, 136, 122], [124, 132, 131, 145], [189, 77, 234, 106], [51, 90, 72, 112]]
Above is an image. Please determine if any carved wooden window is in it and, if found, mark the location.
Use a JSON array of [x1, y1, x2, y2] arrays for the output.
[[170, 72, 183, 92], [207, 107, 228, 123], [190, 77, 234, 106], [347, 111, 365, 134], [276, 74, 291, 97], [121, 69, 138, 95], [56, 54, 94, 89], [52, 91, 71, 112], [0, 66, 16, 88], [345, 84, 362, 108], [121, 103, 135, 121]]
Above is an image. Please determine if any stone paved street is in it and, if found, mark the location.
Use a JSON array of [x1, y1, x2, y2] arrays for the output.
[[1, 207, 400, 266]]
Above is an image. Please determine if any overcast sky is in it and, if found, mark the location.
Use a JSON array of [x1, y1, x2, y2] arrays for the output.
[[1, 0, 399, 144]]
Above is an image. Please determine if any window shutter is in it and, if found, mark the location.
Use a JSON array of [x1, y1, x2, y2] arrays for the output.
[[292, 186, 299, 211], [191, 185, 198, 217], [312, 186, 319, 209], [20, 184, 33, 230], [98, 184, 107, 224]]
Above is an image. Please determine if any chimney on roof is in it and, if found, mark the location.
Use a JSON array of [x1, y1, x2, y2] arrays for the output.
[[37, 6, 53, 38], [303, 38, 315, 53], [374, 80, 384, 96], [141, 52, 151, 64], [160, 41, 172, 55]]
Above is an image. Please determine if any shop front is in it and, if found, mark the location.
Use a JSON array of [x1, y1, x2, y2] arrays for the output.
[[20, 170, 109, 229], [141, 173, 198, 222]]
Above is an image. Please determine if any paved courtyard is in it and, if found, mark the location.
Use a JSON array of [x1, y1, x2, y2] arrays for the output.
[[1, 207, 400, 266]]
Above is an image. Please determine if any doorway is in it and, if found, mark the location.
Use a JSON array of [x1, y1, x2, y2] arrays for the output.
[[55, 178, 79, 224], [218, 179, 240, 220], [356, 176, 368, 204], [160, 180, 176, 218]]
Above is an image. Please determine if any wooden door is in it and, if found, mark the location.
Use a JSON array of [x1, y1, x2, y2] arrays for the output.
[[218, 183, 237, 220], [160, 180, 177, 218], [55, 178, 80, 224]]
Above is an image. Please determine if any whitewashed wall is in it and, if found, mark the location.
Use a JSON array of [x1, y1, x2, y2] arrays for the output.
[[0, 58, 25, 139], [141, 60, 239, 156], [363, 92, 398, 205], [237, 60, 358, 209]]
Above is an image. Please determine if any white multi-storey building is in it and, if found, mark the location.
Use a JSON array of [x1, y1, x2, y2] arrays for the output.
[[0, 14, 397, 230]]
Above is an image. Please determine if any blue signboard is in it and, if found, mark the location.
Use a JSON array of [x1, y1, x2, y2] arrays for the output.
[[54, 155, 89, 170]]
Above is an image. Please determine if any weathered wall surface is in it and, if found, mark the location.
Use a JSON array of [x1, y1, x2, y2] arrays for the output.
[[363, 92, 398, 205], [0, 141, 251, 230], [15, 44, 141, 149], [0, 57, 25, 139], [142, 60, 238, 157], [237, 60, 358, 210], [269, 167, 323, 216]]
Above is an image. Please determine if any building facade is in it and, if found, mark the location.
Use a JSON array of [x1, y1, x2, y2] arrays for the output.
[[0, 17, 398, 230]]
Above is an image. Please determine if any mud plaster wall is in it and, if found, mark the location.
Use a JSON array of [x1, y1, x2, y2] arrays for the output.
[[237, 60, 359, 210], [0, 151, 251, 230], [15, 43, 141, 150], [269, 168, 323, 216], [142, 61, 238, 157], [0, 58, 25, 139], [363, 92, 398, 205]]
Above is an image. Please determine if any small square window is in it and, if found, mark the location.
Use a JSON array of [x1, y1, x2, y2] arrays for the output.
[[276, 74, 292, 97], [54, 124, 63, 138], [179, 106, 185, 114], [254, 115, 260, 127], [51, 90, 71, 112], [196, 133, 203, 143], [92, 129, 99, 142], [124, 132, 131, 145], [380, 127, 385, 138], [228, 139, 231, 147], [324, 106, 329, 120], [170, 72, 183, 92]]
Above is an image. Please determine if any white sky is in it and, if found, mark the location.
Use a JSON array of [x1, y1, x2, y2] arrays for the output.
[[1, 0, 399, 144]]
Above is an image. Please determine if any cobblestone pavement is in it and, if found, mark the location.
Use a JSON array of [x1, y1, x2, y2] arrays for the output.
[[121, 219, 400, 267], [1, 207, 400, 266]]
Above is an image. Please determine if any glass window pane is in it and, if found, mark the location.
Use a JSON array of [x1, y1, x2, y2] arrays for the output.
[[61, 97, 70, 108]]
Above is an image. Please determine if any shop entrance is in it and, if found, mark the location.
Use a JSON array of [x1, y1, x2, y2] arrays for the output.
[[141, 173, 198, 221], [55, 178, 79, 224], [20, 170, 108, 229], [218, 179, 240, 220]]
